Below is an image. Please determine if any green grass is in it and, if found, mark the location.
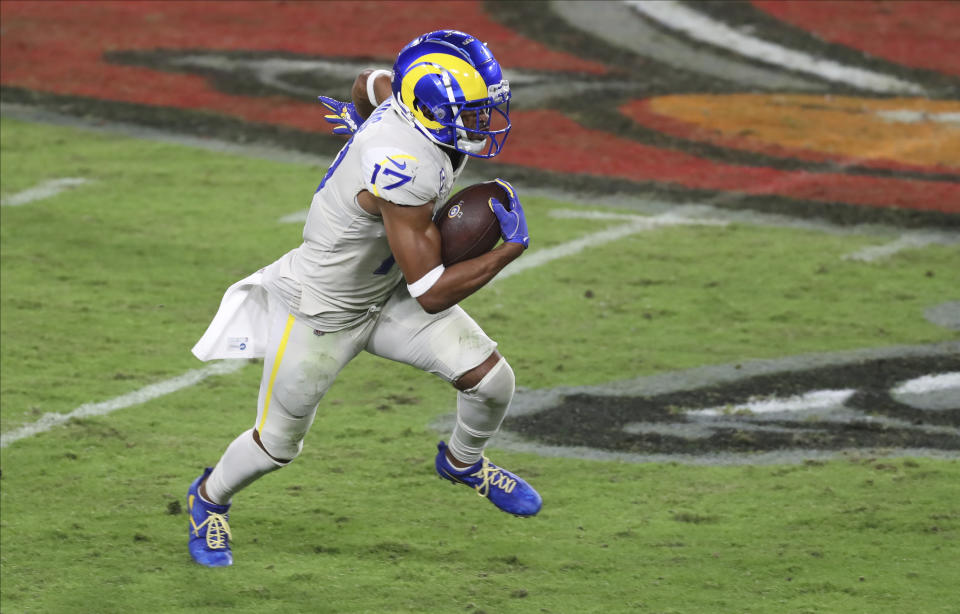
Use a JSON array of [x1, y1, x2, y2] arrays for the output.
[[474, 222, 958, 388], [2, 117, 959, 614]]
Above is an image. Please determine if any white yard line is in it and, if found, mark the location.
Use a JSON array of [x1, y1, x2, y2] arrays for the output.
[[496, 209, 726, 282], [876, 110, 960, 126], [625, 0, 925, 95], [278, 209, 309, 224], [1, 177, 91, 207], [843, 231, 959, 262], [1, 360, 246, 448]]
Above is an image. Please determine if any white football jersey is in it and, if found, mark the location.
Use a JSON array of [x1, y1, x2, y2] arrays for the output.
[[263, 99, 466, 331]]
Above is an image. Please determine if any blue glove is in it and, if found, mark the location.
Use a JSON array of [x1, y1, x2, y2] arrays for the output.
[[317, 95, 364, 136], [488, 178, 530, 249]]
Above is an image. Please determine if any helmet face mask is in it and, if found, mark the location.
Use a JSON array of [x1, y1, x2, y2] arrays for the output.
[[418, 90, 510, 156], [392, 33, 511, 158]]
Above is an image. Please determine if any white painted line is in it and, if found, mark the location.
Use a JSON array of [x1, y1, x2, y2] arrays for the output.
[[626, 1, 925, 95], [876, 110, 960, 126], [279, 209, 309, 224], [893, 372, 960, 396], [0, 360, 247, 448], [1, 177, 91, 207], [549, 209, 728, 225], [843, 232, 956, 262], [496, 222, 649, 281], [496, 211, 727, 281], [688, 389, 857, 416]]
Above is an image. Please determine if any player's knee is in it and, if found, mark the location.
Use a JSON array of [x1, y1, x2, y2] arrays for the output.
[[456, 350, 505, 390], [257, 427, 304, 463], [464, 357, 515, 407], [273, 365, 333, 419]]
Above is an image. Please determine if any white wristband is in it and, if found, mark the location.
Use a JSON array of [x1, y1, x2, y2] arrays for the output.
[[407, 264, 445, 298], [367, 69, 393, 107]]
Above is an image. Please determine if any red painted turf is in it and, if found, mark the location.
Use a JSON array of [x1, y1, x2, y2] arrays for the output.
[[518, 110, 960, 214], [2, 1, 957, 213], [752, 1, 960, 78]]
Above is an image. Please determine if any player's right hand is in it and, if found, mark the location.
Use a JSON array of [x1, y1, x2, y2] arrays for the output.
[[317, 95, 364, 136], [489, 178, 530, 249]]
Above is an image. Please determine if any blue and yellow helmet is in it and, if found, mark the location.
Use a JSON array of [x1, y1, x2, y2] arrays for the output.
[[391, 30, 511, 158]]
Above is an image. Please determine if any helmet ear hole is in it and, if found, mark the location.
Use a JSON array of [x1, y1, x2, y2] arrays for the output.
[[413, 99, 437, 121], [415, 101, 447, 122]]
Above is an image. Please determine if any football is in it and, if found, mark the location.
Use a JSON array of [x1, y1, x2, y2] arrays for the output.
[[434, 181, 508, 266]]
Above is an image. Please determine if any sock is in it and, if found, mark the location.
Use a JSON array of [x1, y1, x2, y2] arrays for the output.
[[197, 489, 224, 507], [443, 448, 478, 473], [203, 428, 285, 505]]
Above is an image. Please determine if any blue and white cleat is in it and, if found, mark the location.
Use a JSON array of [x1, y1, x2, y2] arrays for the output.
[[187, 467, 233, 567], [435, 441, 542, 517]]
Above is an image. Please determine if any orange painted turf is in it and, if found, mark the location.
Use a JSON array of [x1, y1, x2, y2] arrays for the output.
[[630, 94, 960, 174]]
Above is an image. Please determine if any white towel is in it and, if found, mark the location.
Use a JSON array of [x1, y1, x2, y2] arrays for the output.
[[191, 270, 273, 361]]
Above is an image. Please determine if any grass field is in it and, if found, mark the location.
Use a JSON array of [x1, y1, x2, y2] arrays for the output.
[[2, 117, 959, 614]]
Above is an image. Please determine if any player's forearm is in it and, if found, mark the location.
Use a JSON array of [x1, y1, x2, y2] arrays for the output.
[[416, 242, 524, 313]]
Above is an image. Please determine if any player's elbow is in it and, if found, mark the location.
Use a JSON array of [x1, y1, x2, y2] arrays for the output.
[[408, 264, 450, 314], [416, 292, 451, 314]]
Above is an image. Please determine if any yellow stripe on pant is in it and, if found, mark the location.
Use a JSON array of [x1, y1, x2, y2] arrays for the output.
[[257, 314, 296, 433]]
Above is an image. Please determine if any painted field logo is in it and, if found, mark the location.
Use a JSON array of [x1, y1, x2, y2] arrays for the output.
[[435, 344, 960, 465]]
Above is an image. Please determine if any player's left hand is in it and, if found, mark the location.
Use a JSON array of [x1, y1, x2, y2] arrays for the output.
[[318, 95, 364, 136], [489, 178, 530, 249]]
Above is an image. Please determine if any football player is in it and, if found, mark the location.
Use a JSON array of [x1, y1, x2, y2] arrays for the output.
[[187, 30, 540, 567]]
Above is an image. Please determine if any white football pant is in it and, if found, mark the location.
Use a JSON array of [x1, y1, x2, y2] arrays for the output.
[[203, 283, 510, 504]]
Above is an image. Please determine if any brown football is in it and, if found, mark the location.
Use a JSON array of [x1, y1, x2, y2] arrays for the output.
[[434, 181, 508, 266]]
